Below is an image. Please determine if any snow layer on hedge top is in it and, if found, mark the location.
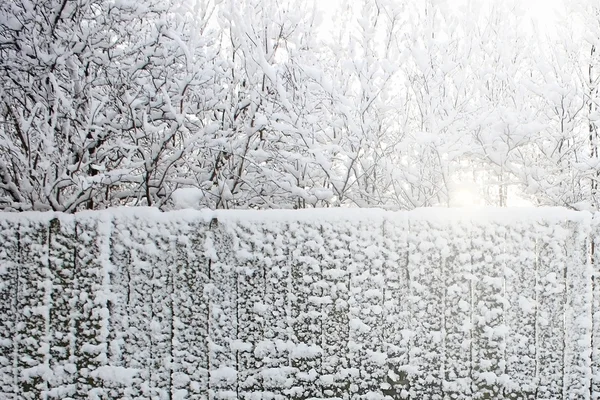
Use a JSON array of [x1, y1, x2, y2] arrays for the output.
[[0, 205, 593, 224]]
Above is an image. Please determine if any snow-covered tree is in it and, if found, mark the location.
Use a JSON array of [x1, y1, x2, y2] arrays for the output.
[[0, 0, 220, 211]]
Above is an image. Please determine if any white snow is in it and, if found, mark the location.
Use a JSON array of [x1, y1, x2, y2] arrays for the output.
[[89, 366, 139, 385]]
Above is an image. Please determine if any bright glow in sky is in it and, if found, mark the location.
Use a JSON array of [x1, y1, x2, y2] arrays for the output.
[[526, 0, 563, 32], [450, 185, 482, 207]]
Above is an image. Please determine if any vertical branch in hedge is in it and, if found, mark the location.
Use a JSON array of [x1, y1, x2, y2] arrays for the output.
[[290, 221, 323, 400], [0, 218, 20, 398], [320, 220, 351, 399], [442, 221, 472, 399], [499, 223, 510, 398], [171, 217, 210, 398], [534, 227, 540, 398], [349, 218, 386, 399], [167, 228, 177, 400], [563, 221, 593, 399], [116, 217, 152, 398], [593, 226, 600, 400], [95, 214, 119, 397], [381, 216, 411, 399], [369, 219, 388, 398], [504, 221, 537, 399], [233, 221, 265, 399], [104, 214, 133, 399], [16, 218, 49, 399], [40, 222, 52, 400], [345, 221, 361, 399], [148, 219, 176, 399], [406, 219, 444, 398], [47, 217, 77, 398], [127, 217, 174, 398], [536, 222, 568, 399], [73, 215, 110, 398], [109, 216, 139, 398], [206, 220, 238, 400], [135, 219, 158, 398], [259, 221, 292, 398], [437, 221, 450, 400], [471, 221, 507, 400]]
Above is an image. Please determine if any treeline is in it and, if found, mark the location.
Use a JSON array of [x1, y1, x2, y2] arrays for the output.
[[0, 209, 599, 399], [2, 0, 600, 211]]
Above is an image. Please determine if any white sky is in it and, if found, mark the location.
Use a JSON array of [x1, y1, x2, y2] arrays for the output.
[[526, 0, 564, 32], [316, 0, 565, 34]]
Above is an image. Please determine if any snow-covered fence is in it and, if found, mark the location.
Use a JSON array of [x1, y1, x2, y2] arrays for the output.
[[0, 208, 599, 400]]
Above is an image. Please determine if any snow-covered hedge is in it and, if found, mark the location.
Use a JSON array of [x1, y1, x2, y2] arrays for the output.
[[1, 208, 599, 399]]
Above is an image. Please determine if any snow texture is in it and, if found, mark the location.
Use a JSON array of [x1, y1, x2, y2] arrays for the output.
[[0, 207, 599, 399]]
